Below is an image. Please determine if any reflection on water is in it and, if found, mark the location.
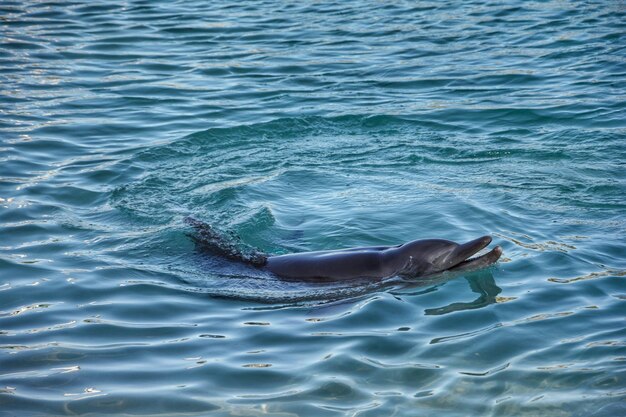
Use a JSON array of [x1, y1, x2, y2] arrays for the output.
[[425, 271, 502, 316]]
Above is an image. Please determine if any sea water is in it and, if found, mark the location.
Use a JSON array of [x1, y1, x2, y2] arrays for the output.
[[1, 1, 625, 415]]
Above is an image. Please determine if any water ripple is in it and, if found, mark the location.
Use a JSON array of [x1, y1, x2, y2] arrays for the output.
[[1, 0, 625, 415]]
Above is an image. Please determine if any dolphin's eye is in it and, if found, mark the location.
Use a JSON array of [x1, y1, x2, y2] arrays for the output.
[[401, 256, 416, 273]]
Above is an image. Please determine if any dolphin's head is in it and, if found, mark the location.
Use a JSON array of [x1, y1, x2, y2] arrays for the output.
[[395, 236, 502, 277]]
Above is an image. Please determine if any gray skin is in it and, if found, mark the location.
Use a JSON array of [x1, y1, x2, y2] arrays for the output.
[[184, 217, 502, 281], [265, 236, 502, 280]]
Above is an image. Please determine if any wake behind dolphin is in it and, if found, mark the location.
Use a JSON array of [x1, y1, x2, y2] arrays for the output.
[[185, 217, 502, 281]]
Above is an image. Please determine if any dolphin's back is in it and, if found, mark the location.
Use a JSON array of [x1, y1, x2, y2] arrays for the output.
[[266, 249, 386, 280]]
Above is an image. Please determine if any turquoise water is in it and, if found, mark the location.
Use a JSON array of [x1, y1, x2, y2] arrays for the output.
[[1, 0, 625, 415]]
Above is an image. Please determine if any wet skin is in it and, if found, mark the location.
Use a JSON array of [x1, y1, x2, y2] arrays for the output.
[[265, 236, 502, 280]]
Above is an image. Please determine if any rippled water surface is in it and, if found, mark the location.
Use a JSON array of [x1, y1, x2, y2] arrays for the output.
[[2, 1, 625, 415]]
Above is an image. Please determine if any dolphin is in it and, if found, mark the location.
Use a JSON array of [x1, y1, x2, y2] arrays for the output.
[[185, 217, 502, 281], [265, 236, 502, 280]]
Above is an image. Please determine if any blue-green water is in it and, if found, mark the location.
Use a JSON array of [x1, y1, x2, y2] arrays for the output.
[[1, 0, 625, 415]]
